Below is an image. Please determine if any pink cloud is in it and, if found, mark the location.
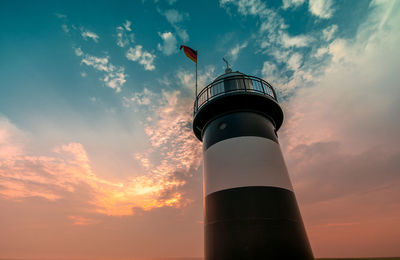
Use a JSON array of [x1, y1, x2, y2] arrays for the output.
[[278, 1, 400, 256], [68, 215, 98, 225]]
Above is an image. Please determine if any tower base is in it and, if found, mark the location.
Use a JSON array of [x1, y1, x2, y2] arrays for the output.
[[205, 186, 313, 260]]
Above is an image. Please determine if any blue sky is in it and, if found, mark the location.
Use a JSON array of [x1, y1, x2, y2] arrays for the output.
[[1, 0, 400, 258]]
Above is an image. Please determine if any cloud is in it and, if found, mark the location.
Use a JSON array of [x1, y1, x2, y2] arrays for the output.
[[327, 38, 349, 63], [54, 13, 71, 34], [81, 30, 100, 43], [57, 16, 128, 92], [126, 45, 156, 71], [123, 20, 132, 31], [116, 21, 134, 47], [121, 67, 218, 208], [309, 0, 335, 19], [134, 91, 202, 186], [68, 215, 98, 225], [114, 21, 156, 70], [54, 13, 67, 19], [220, 0, 270, 17], [274, 3, 400, 253], [221, 0, 314, 93], [157, 32, 178, 56], [0, 115, 196, 216], [160, 9, 189, 42], [116, 27, 129, 47], [103, 70, 127, 91], [231, 1, 400, 254], [313, 46, 329, 58], [176, 65, 216, 94], [122, 87, 155, 108], [122, 85, 206, 215], [75, 48, 126, 92], [281, 33, 313, 48], [228, 41, 248, 62], [261, 61, 278, 80], [74, 47, 83, 57], [220, 0, 338, 98], [163, 9, 183, 24], [220, 4, 400, 249], [282, 0, 305, 9], [322, 24, 338, 41], [287, 52, 303, 71], [61, 24, 69, 33], [0, 117, 25, 160]]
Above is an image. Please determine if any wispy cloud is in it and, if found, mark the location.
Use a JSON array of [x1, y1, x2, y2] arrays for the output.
[[287, 52, 303, 71], [282, 0, 305, 10], [115, 21, 156, 70], [228, 41, 248, 62], [121, 67, 218, 210], [308, 0, 335, 19], [159, 9, 189, 42], [0, 117, 25, 160], [313, 46, 329, 58], [116, 20, 134, 47], [176, 66, 216, 94], [55, 16, 129, 90], [121, 85, 206, 214], [81, 29, 100, 43], [157, 31, 178, 56], [130, 90, 202, 198], [322, 24, 338, 41], [75, 47, 126, 92], [54, 13, 67, 19], [220, 0, 270, 17], [261, 61, 278, 80], [122, 88, 155, 108], [281, 33, 313, 48], [126, 45, 156, 71], [54, 12, 72, 34], [68, 215, 98, 225], [221, 0, 315, 95], [167, 0, 177, 4], [123, 20, 132, 31]]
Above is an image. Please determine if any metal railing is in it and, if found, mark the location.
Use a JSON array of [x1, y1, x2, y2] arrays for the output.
[[194, 74, 277, 115]]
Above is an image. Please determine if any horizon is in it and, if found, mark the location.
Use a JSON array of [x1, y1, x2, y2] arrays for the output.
[[1, 0, 400, 259]]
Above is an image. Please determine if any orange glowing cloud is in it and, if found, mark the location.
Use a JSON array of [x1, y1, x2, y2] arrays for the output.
[[0, 98, 200, 216]]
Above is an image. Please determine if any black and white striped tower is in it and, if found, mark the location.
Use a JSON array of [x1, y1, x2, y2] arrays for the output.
[[192, 66, 314, 260]]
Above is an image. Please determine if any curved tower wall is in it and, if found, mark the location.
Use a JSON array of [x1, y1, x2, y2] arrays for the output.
[[193, 72, 313, 260], [203, 112, 313, 259]]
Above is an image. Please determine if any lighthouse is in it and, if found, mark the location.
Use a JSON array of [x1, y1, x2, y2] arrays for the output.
[[192, 64, 314, 259]]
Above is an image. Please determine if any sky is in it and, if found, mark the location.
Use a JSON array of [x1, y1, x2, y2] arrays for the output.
[[0, 0, 399, 259]]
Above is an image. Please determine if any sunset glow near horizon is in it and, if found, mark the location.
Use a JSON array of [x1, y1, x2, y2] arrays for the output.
[[0, 0, 400, 259]]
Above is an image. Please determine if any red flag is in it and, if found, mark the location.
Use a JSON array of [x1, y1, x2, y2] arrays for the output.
[[180, 45, 197, 63]]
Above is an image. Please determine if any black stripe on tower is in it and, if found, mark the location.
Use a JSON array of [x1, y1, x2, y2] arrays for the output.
[[203, 111, 278, 150], [205, 187, 313, 260], [203, 112, 314, 260]]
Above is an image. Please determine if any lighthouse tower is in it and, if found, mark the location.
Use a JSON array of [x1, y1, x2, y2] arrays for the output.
[[192, 65, 314, 260]]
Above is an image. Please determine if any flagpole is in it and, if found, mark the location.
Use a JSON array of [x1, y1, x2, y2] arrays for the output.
[[195, 59, 198, 104]]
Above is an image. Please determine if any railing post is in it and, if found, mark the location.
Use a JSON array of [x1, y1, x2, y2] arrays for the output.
[[261, 80, 265, 95], [271, 84, 277, 100]]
